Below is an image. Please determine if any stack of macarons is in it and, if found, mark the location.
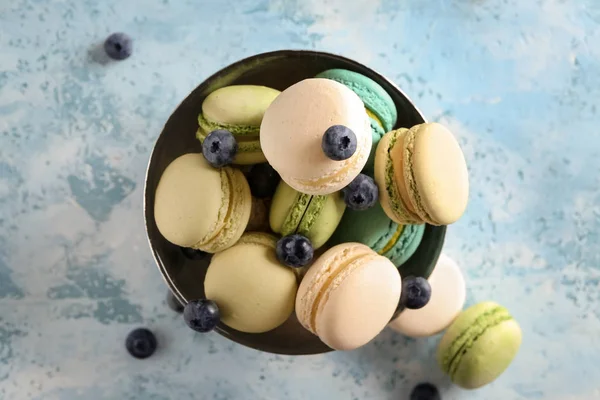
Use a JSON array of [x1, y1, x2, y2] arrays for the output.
[[153, 66, 521, 390]]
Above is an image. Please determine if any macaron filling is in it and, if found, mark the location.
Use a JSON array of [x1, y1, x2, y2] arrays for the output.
[[280, 192, 312, 236], [297, 195, 327, 237], [442, 306, 513, 378], [404, 127, 435, 223], [377, 223, 404, 255], [198, 113, 260, 137]]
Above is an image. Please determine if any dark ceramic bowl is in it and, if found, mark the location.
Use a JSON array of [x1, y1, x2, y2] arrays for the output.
[[144, 50, 446, 355]]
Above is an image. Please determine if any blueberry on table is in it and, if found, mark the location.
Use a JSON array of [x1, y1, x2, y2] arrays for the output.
[[342, 173, 379, 210], [104, 33, 133, 60], [410, 382, 441, 400], [247, 163, 280, 198], [401, 276, 432, 310], [276, 234, 314, 268], [202, 129, 238, 167], [322, 125, 357, 161], [180, 246, 209, 261], [183, 299, 220, 333], [125, 328, 157, 359]]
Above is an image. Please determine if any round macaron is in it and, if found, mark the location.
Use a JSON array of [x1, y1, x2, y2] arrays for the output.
[[260, 78, 372, 195], [295, 243, 401, 350], [389, 253, 465, 337], [198, 85, 280, 164], [374, 123, 469, 226], [204, 233, 298, 333], [436, 301, 522, 389], [329, 203, 425, 274], [269, 181, 346, 249], [315, 69, 397, 172], [154, 153, 252, 253]]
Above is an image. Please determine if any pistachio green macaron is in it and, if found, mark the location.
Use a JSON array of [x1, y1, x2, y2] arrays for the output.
[[269, 181, 346, 249], [437, 302, 522, 389], [197, 85, 280, 164]]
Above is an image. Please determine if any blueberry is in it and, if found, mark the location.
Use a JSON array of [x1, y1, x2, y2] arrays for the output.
[[125, 328, 157, 359], [342, 174, 379, 210], [276, 234, 314, 268], [410, 383, 441, 400], [183, 299, 220, 333], [202, 130, 238, 167], [322, 125, 357, 161], [104, 33, 133, 60], [180, 246, 209, 261], [401, 276, 432, 310], [247, 163, 280, 198], [166, 291, 184, 313]]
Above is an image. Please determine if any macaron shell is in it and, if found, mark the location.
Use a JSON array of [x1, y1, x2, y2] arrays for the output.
[[202, 85, 280, 127], [406, 123, 469, 225], [315, 69, 398, 131], [154, 153, 223, 248], [389, 253, 465, 337], [204, 233, 297, 333], [387, 223, 425, 269], [297, 192, 346, 249], [315, 252, 401, 350], [364, 114, 386, 174], [260, 78, 372, 195], [269, 181, 309, 234], [374, 130, 422, 225]]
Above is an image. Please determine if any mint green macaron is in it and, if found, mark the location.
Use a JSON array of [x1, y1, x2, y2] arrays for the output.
[[269, 181, 346, 249], [437, 302, 522, 389]]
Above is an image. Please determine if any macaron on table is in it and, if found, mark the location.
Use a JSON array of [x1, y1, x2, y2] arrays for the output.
[[144, 50, 521, 391]]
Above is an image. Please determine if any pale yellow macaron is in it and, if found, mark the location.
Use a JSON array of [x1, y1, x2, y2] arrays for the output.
[[389, 253, 466, 337], [374, 123, 469, 226], [153, 153, 252, 253], [295, 243, 401, 350], [260, 78, 372, 195], [204, 233, 298, 333]]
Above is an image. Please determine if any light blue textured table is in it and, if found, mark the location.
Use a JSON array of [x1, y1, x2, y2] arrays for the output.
[[1, 1, 599, 399]]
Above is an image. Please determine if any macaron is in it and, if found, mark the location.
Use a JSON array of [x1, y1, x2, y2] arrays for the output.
[[295, 243, 401, 350], [204, 233, 298, 333], [315, 69, 397, 172], [436, 302, 522, 389], [389, 253, 466, 337], [269, 181, 346, 249], [329, 203, 425, 275], [154, 153, 252, 253], [374, 123, 469, 226], [197, 85, 280, 164], [260, 78, 372, 195]]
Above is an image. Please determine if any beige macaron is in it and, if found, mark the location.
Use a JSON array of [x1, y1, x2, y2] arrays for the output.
[[374, 123, 469, 226], [389, 253, 466, 337], [204, 233, 298, 333], [260, 78, 372, 195], [295, 243, 401, 350]]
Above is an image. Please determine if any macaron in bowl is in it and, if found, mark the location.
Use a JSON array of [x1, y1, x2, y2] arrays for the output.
[[269, 181, 346, 250], [260, 78, 372, 195], [153, 153, 252, 253]]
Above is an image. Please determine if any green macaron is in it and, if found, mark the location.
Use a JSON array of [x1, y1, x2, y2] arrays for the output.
[[316, 69, 397, 173], [437, 302, 522, 389], [269, 181, 346, 249], [329, 203, 425, 276]]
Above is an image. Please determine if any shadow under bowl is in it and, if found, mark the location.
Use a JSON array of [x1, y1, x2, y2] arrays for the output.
[[144, 50, 446, 355]]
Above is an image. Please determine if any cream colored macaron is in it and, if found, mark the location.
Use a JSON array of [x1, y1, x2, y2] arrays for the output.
[[389, 253, 466, 337], [260, 78, 372, 195], [204, 233, 298, 333], [154, 153, 252, 253], [295, 243, 401, 350]]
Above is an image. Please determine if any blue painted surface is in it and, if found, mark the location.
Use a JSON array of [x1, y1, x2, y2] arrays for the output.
[[1, 0, 599, 399]]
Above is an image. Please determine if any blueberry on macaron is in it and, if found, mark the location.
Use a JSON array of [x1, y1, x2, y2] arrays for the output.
[[104, 33, 133, 60], [202, 129, 238, 167], [276, 234, 314, 268], [125, 328, 157, 359], [322, 125, 357, 161], [410, 382, 441, 400], [247, 163, 280, 198], [183, 299, 220, 333], [342, 173, 379, 210], [401, 276, 432, 310]]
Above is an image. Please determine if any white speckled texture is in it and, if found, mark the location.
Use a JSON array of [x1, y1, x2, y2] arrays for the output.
[[0, 0, 599, 399]]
